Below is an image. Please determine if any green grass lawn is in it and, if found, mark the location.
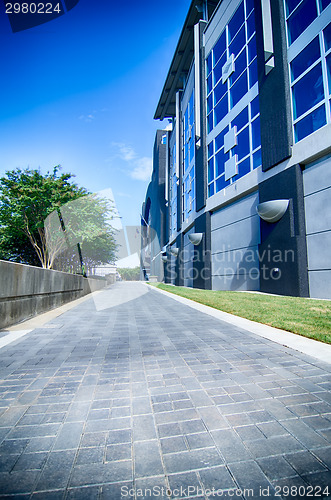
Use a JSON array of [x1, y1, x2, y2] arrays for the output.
[[152, 283, 331, 344]]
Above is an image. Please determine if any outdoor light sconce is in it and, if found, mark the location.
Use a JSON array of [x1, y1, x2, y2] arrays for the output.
[[188, 233, 204, 245], [170, 247, 179, 257], [256, 199, 289, 223], [161, 255, 168, 263]]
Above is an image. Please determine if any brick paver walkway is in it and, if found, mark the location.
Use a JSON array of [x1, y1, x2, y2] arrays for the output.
[[0, 282, 330, 499]]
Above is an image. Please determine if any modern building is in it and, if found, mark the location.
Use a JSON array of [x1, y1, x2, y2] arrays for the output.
[[142, 0, 331, 299]]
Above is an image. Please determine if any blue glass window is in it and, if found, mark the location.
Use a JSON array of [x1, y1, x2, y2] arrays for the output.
[[250, 95, 259, 118], [208, 183, 215, 197], [215, 96, 228, 125], [215, 149, 229, 176], [206, 52, 212, 75], [285, 0, 302, 16], [235, 158, 251, 180], [216, 176, 230, 192], [207, 74, 213, 94], [228, 2, 245, 42], [208, 141, 214, 158], [213, 31, 226, 66], [252, 116, 261, 150], [246, 10, 256, 39], [229, 50, 247, 86], [249, 59, 258, 87], [294, 105, 326, 141], [246, 0, 254, 16], [321, 0, 331, 9], [327, 54, 331, 94], [231, 106, 248, 131], [287, 0, 318, 45], [207, 112, 214, 133], [290, 37, 320, 82], [253, 149, 262, 169], [292, 63, 324, 119], [230, 71, 248, 107], [324, 23, 331, 52], [214, 79, 227, 105], [189, 140, 194, 162], [213, 53, 227, 85], [236, 127, 250, 160], [207, 94, 213, 114], [229, 26, 246, 59], [248, 36, 257, 63], [208, 158, 214, 182], [215, 126, 229, 151]]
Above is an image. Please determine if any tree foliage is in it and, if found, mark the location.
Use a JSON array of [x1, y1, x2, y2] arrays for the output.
[[117, 267, 141, 281], [0, 166, 117, 271]]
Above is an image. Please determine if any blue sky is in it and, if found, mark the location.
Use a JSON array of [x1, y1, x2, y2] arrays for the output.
[[0, 0, 190, 226]]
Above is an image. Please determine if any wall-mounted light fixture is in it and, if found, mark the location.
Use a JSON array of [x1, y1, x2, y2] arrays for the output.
[[161, 255, 168, 263], [170, 247, 179, 257], [256, 199, 289, 223], [188, 233, 204, 245]]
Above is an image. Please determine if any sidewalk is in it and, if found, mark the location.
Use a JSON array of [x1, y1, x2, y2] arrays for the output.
[[0, 281, 330, 499]]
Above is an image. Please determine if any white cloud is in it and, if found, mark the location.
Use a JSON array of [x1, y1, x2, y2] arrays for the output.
[[111, 143, 153, 181]]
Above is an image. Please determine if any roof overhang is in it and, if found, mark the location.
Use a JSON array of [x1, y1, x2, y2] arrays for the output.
[[154, 0, 219, 121]]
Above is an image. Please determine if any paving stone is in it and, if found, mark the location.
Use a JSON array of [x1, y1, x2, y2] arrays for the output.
[[134, 440, 163, 478]]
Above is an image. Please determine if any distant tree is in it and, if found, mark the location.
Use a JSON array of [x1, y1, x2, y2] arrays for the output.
[[117, 267, 141, 281], [0, 166, 117, 270]]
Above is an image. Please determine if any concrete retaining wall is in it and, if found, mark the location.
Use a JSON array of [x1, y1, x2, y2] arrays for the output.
[[0, 260, 107, 329]]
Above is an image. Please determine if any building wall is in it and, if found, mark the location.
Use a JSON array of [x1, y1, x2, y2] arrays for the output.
[[0, 260, 106, 329], [303, 155, 331, 299], [211, 192, 260, 290]]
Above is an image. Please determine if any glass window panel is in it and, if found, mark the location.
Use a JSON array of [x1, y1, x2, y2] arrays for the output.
[[290, 37, 320, 82], [215, 126, 229, 151], [251, 95, 259, 118], [231, 106, 249, 131], [214, 79, 227, 106], [246, 10, 256, 39], [253, 148, 262, 169], [234, 157, 251, 180], [207, 74, 213, 94], [208, 158, 214, 182], [326, 54, 331, 95], [285, 0, 302, 16], [248, 36, 257, 63], [294, 104, 326, 141], [249, 59, 258, 88], [287, 0, 318, 45], [230, 71, 248, 108], [215, 149, 229, 177], [229, 26, 246, 59], [321, 0, 331, 9], [215, 96, 229, 126], [208, 141, 214, 158], [236, 127, 250, 160], [189, 140, 194, 162], [229, 49, 247, 86], [207, 94, 213, 114], [206, 52, 212, 75], [246, 0, 254, 16], [207, 112, 214, 133], [292, 63, 324, 119], [324, 23, 331, 52], [216, 175, 230, 192], [228, 2, 245, 43], [252, 116, 261, 150], [213, 53, 227, 86], [208, 183, 215, 197], [213, 31, 226, 66]]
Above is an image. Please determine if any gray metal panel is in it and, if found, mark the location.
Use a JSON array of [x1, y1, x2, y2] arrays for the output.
[[305, 187, 331, 235], [212, 245, 260, 276], [308, 271, 331, 299], [211, 192, 259, 231], [212, 272, 260, 291], [307, 232, 331, 271], [303, 155, 331, 196], [211, 215, 260, 254]]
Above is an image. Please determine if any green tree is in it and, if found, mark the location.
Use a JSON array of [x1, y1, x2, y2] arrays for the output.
[[0, 166, 117, 270], [117, 267, 141, 281]]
